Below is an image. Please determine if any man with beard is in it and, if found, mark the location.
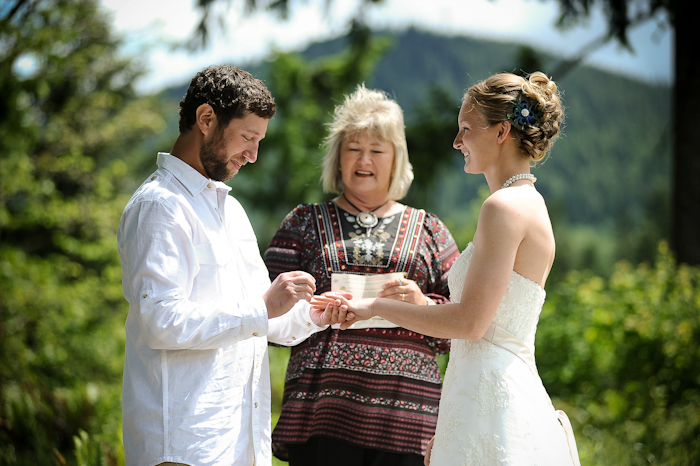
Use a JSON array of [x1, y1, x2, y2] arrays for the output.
[[117, 65, 349, 466]]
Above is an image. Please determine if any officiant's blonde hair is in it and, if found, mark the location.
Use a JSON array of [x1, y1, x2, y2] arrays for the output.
[[321, 84, 413, 200]]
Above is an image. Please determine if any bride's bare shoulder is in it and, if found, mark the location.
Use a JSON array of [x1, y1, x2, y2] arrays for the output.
[[484, 186, 542, 212], [477, 191, 529, 238]]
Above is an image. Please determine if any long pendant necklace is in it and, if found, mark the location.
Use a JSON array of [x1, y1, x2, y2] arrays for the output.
[[342, 193, 388, 229]]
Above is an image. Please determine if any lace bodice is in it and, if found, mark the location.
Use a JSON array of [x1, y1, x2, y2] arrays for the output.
[[433, 243, 575, 465], [448, 242, 546, 353]]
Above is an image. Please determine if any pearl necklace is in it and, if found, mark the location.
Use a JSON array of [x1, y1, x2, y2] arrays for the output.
[[342, 193, 389, 229], [501, 173, 537, 190]]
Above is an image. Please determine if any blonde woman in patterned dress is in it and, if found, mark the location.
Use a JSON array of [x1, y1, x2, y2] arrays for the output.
[[264, 84, 460, 465], [314, 72, 580, 466]]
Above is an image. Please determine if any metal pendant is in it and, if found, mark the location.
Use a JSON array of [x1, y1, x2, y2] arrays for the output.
[[356, 211, 379, 228]]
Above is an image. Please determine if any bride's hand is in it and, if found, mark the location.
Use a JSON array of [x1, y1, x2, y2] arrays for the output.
[[309, 296, 351, 326], [311, 293, 375, 330], [309, 291, 352, 314]]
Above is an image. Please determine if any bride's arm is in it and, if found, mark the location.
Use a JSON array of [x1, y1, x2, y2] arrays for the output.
[[318, 196, 524, 340]]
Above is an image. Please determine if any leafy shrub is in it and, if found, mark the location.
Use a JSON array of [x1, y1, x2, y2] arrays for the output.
[[538, 242, 700, 465]]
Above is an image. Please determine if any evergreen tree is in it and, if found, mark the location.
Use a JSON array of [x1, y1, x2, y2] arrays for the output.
[[0, 0, 163, 463]]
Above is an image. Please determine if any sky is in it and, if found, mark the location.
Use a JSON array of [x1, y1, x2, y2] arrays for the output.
[[101, 0, 674, 94]]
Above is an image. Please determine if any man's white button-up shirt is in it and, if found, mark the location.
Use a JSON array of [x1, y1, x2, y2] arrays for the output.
[[118, 153, 325, 466]]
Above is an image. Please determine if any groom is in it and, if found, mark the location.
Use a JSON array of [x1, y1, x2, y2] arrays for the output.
[[117, 65, 348, 466]]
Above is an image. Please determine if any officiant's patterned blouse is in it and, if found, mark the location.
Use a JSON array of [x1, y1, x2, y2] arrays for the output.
[[263, 85, 460, 466]]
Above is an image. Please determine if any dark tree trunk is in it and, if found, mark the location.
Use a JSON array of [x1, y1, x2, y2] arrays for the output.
[[672, 0, 700, 265]]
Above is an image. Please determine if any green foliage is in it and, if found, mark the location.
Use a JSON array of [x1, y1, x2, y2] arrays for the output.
[[402, 86, 463, 211], [73, 428, 123, 466], [0, 0, 163, 463], [538, 242, 700, 464], [549, 223, 620, 280]]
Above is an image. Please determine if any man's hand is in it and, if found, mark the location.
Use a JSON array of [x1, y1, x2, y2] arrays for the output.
[[263, 271, 316, 319]]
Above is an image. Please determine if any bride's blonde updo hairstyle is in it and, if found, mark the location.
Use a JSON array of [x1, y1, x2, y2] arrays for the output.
[[465, 71, 564, 163]]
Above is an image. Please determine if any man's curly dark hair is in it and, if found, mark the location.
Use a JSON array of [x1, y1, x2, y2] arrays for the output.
[[178, 65, 276, 134]]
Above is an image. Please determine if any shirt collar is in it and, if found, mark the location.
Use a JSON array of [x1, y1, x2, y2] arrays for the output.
[[157, 152, 232, 196]]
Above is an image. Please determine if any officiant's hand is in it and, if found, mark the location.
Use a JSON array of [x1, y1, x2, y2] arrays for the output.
[[378, 276, 428, 305]]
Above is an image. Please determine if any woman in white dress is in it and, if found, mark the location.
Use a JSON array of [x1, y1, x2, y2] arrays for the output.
[[313, 71, 579, 466]]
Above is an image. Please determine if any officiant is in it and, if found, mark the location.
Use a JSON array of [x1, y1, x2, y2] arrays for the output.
[[263, 84, 460, 466]]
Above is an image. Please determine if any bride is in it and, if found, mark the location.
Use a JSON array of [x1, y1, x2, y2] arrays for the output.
[[313, 71, 579, 465]]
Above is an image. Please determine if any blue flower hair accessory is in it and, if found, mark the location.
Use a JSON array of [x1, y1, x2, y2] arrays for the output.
[[507, 96, 540, 131]]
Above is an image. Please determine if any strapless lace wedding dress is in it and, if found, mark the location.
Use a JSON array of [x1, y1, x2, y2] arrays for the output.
[[431, 243, 574, 465]]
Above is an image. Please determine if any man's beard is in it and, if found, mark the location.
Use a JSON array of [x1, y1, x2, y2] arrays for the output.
[[200, 128, 235, 182]]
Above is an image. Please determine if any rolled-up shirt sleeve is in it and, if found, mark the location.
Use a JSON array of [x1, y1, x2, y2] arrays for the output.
[[119, 197, 268, 350]]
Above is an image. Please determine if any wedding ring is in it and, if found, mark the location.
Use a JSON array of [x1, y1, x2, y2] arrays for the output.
[[401, 293, 406, 301]]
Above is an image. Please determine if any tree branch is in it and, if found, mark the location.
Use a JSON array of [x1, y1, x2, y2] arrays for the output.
[[551, 10, 663, 79], [187, 0, 382, 51]]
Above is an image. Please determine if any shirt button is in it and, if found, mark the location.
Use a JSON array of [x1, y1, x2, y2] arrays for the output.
[[207, 183, 213, 189], [142, 294, 148, 299], [306, 322, 311, 327], [292, 336, 297, 340], [150, 176, 156, 181], [255, 402, 258, 408], [252, 332, 259, 337]]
